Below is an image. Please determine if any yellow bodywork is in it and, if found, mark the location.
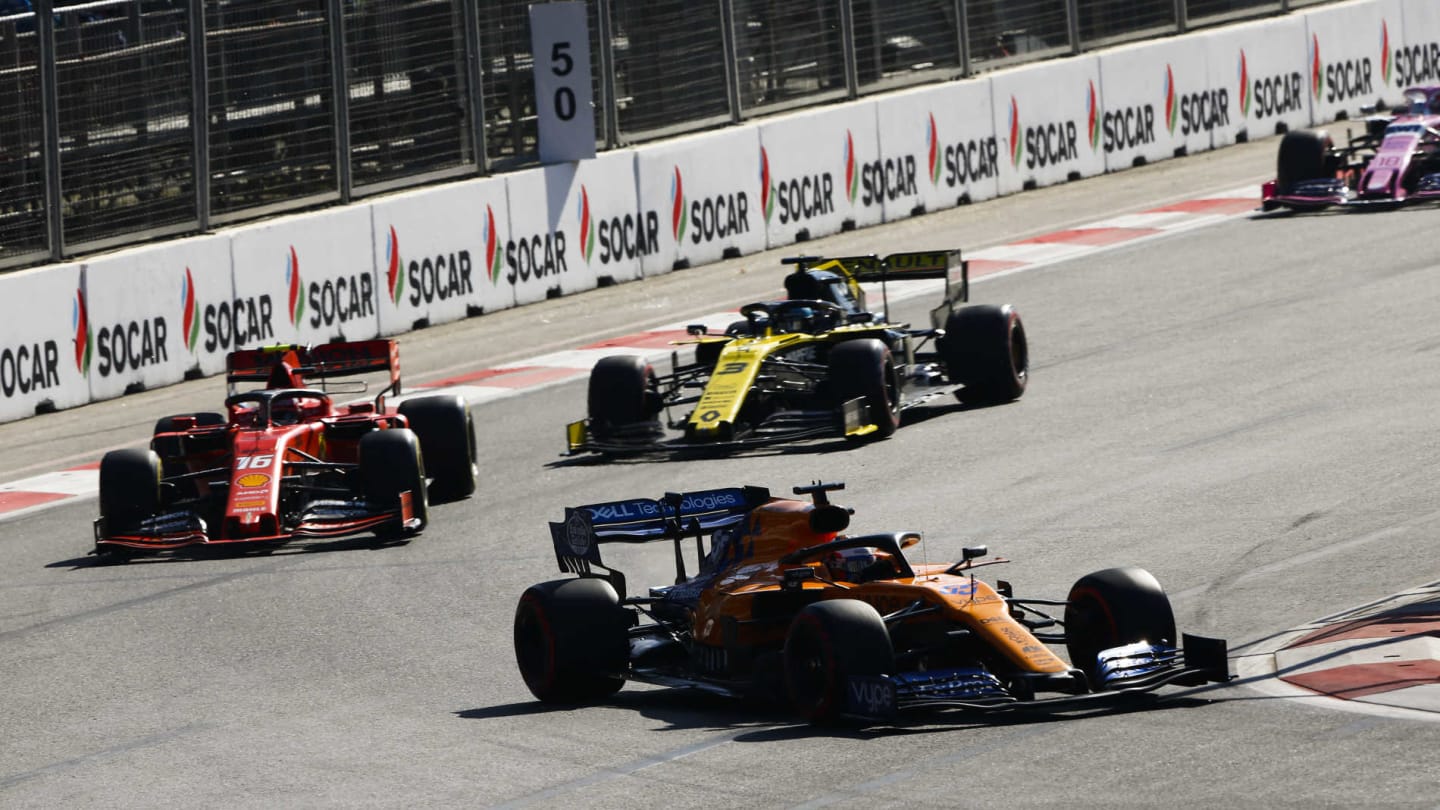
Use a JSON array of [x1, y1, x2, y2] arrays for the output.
[[686, 334, 807, 439]]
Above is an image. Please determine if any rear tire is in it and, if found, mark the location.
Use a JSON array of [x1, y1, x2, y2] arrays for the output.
[[784, 599, 894, 723], [587, 355, 658, 439], [1064, 566, 1177, 690], [398, 395, 477, 502], [98, 448, 162, 536], [829, 339, 900, 439], [941, 304, 1027, 404], [514, 578, 629, 703], [1276, 129, 1334, 192], [360, 429, 428, 537]]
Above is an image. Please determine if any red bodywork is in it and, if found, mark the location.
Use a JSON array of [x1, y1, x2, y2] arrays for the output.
[[95, 340, 420, 552]]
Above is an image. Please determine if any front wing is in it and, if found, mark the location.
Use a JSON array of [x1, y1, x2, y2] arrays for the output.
[[565, 397, 876, 455], [94, 495, 421, 552], [841, 634, 1231, 721]]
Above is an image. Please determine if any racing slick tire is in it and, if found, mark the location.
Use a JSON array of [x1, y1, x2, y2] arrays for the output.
[[96, 448, 163, 561], [398, 395, 478, 502], [784, 599, 895, 724], [829, 339, 900, 440], [587, 355, 659, 439], [1276, 129, 1334, 192], [514, 578, 629, 703], [360, 428, 429, 538], [1064, 566, 1177, 691], [940, 304, 1027, 404]]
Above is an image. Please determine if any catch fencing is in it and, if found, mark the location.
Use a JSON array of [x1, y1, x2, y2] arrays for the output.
[[0, 0, 1338, 271]]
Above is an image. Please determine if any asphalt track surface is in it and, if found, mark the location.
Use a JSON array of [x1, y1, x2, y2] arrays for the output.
[[4, 137, 1440, 808]]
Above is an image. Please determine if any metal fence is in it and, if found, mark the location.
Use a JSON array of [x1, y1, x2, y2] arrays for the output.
[[0, 0, 1334, 271]]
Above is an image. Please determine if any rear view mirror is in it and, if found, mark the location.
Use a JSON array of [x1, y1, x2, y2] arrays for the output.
[[962, 545, 988, 562]]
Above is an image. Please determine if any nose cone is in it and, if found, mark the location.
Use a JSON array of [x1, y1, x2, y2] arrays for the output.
[[1361, 168, 1395, 197]]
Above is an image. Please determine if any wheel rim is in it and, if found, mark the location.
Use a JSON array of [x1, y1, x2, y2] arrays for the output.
[[787, 618, 835, 716]]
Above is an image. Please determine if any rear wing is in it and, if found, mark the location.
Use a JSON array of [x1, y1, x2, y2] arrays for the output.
[[550, 486, 770, 597], [226, 340, 401, 407], [788, 250, 967, 327]]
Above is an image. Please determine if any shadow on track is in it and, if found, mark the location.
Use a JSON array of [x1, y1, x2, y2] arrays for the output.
[[544, 400, 1004, 469], [457, 687, 1222, 740]]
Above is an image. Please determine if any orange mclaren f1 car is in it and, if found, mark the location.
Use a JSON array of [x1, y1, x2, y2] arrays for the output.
[[92, 340, 477, 561], [514, 482, 1229, 723]]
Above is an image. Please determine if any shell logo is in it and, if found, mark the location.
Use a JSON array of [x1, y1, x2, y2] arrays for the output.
[[237, 473, 271, 488]]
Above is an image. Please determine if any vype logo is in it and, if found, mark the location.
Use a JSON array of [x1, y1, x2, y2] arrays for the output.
[[847, 677, 895, 717]]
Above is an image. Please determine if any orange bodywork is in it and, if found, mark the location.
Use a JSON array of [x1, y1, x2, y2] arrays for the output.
[[689, 497, 1068, 676]]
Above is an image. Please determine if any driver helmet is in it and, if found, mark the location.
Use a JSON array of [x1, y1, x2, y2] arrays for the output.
[[781, 306, 815, 334], [271, 397, 301, 425], [826, 546, 877, 582]]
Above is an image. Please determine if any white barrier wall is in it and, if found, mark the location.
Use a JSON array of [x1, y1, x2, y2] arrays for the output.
[[990, 56, 1107, 196], [873, 81, 1001, 216], [1394, 1, 1440, 92], [0, 0, 1409, 423], [82, 235, 233, 401], [1099, 36, 1224, 171], [525, 150, 647, 288], [1203, 16, 1313, 142], [1306, 0, 1395, 124], [229, 206, 379, 346], [369, 177, 512, 335], [635, 127, 767, 273], [0, 264, 89, 422], [757, 101, 881, 248], [503, 150, 644, 303]]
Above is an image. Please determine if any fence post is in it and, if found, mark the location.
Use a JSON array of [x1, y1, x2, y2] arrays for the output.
[[1066, 0, 1082, 55], [839, 0, 858, 98], [189, 0, 209, 232], [1177, 0, 1188, 35], [461, 0, 487, 172], [35, 0, 62, 259], [956, 0, 970, 77], [718, 0, 742, 122], [596, 0, 619, 149], [327, 0, 351, 204]]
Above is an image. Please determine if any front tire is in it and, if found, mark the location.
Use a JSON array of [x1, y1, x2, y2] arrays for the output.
[[514, 578, 630, 703], [360, 428, 428, 537], [1276, 129, 1334, 192], [829, 339, 900, 440], [941, 304, 1027, 404], [784, 599, 894, 723], [1064, 566, 1177, 690], [98, 448, 162, 536], [398, 395, 478, 502], [587, 355, 658, 439]]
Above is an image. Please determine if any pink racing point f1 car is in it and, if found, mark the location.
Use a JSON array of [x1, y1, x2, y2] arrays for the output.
[[1262, 86, 1440, 210], [92, 340, 478, 561]]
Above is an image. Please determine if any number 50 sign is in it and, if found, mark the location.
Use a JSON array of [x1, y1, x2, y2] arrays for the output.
[[529, 2, 597, 163]]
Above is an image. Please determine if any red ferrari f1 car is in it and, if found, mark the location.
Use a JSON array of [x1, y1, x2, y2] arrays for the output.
[[92, 340, 477, 560], [1262, 86, 1440, 209], [514, 482, 1229, 723]]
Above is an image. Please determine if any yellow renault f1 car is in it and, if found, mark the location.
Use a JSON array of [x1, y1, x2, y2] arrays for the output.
[[513, 482, 1229, 723], [564, 250, 1027, 455]]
